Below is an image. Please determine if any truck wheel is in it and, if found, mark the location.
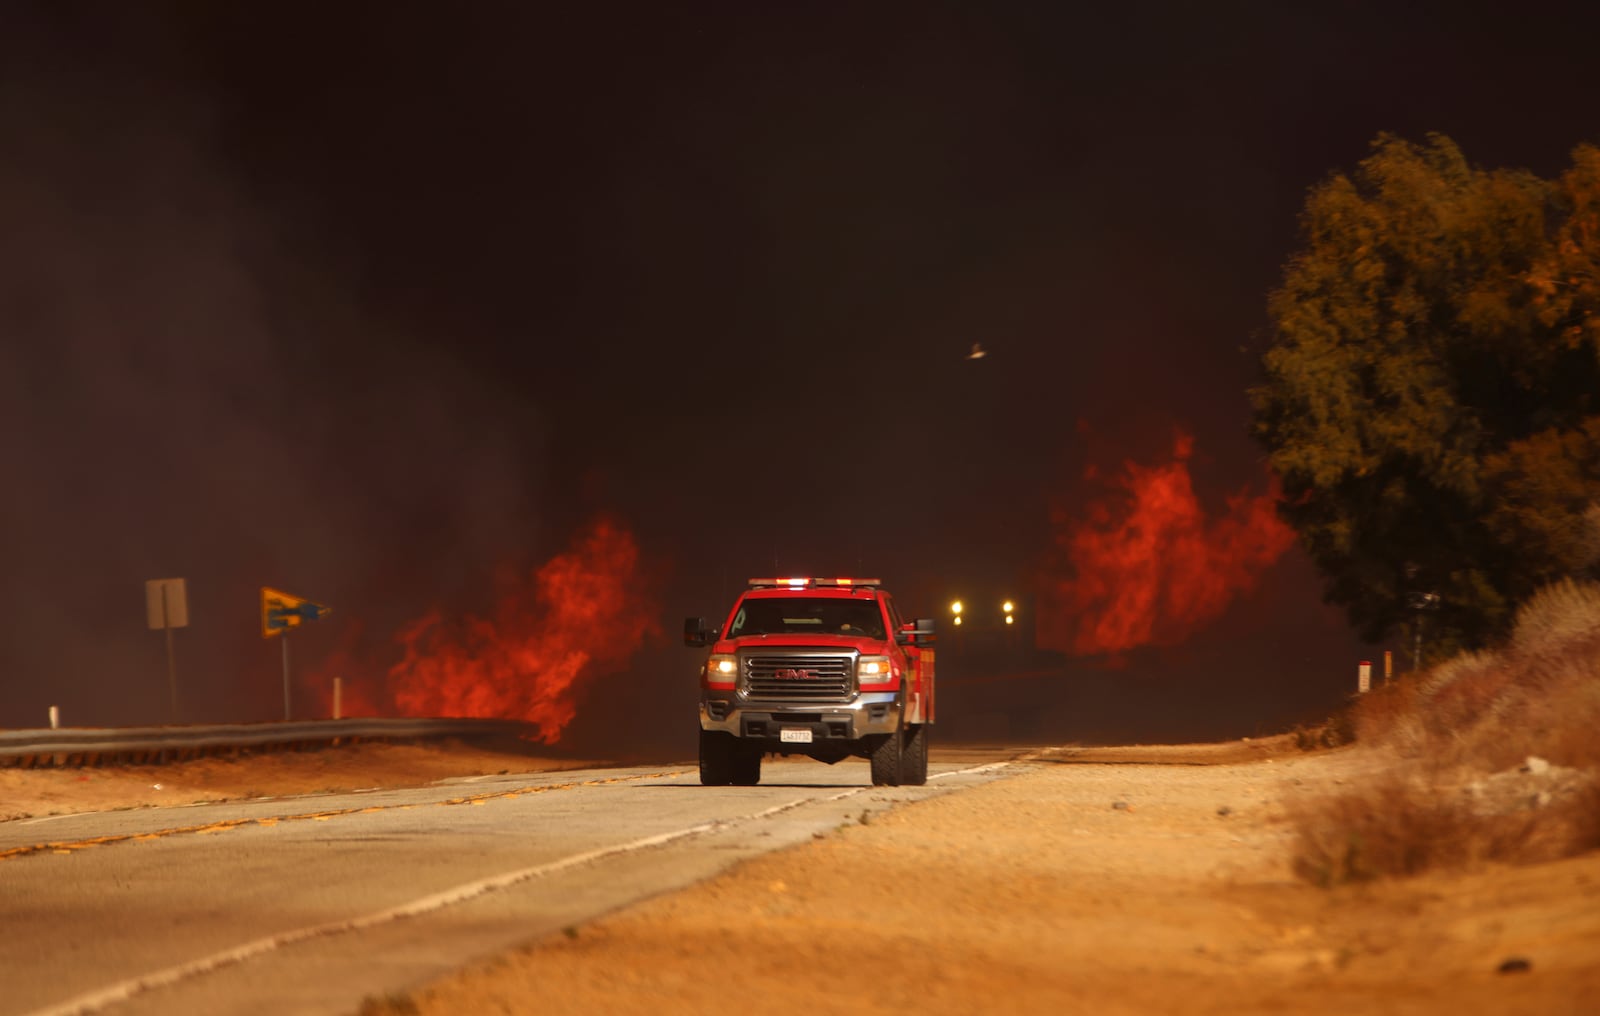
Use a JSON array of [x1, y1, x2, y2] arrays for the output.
[[730, 743, 762, 786], [869, 715, 904, 787], [900, 723, 928, 786], [699, 729, 735, 786]]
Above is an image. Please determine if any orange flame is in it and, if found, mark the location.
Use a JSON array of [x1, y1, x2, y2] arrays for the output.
[[381, 515, 660, 742], [1040, 429, 1294, 656]]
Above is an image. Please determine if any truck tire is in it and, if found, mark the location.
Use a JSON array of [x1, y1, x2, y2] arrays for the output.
[[699, 729, 735, 786], [900, 723, 928, 786], [730, 743, 762, 786], [869, 716, 904, 787]]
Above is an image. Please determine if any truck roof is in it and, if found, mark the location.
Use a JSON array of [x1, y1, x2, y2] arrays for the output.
[[745, 577, 883, 590], [740, 585, 883, 600]]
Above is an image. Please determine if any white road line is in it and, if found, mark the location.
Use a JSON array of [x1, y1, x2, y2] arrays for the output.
[[18, 812, 114, 826], [929, 761, 1013, 780], [24, 761, 1013, 1016], [21, 815, 716, 1016]]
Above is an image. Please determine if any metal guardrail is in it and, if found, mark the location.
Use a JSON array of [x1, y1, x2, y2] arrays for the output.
[[0, 717, 536, 768]]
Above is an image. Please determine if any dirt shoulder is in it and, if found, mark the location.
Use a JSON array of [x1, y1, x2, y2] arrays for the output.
[[0, 739, 605, 822], [402, 741, 1600, 1015]]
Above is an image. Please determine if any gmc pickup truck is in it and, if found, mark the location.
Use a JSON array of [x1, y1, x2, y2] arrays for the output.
[[684, 577, 936, 787]]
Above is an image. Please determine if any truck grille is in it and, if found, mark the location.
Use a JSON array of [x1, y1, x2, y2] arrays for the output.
[[744, 654, 854, 702]]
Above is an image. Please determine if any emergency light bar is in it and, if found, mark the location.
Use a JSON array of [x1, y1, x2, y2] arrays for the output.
[[747, 577, 883, 589]]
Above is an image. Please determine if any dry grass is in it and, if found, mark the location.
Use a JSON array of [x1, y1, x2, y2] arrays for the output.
[[1290, 579, 1600, 885], [1291, 776, 1504, 886], [358, 992, 420, 1015], [1511, 577, 1600, 657], [1290, 774, 1600, 887], [1289, 711, 1355, 750]]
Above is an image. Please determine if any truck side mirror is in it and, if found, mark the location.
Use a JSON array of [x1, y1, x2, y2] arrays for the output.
[[683, 616, 719, 647], [895, 618, 937, 647]]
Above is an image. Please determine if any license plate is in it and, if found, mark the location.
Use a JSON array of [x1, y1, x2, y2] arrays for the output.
[[779, 728, 813, 744]]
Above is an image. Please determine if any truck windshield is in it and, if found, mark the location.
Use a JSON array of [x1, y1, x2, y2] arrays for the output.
[[727, 597, 886, 639]]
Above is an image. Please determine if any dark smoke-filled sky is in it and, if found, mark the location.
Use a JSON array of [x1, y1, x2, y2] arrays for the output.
[[3, 1, 1596, 751]]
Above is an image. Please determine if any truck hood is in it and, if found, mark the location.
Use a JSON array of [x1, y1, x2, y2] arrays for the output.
[[714, 633, 889, 654]]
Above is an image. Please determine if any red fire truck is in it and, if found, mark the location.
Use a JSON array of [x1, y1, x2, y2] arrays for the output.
[[684, 577, 937, 787]]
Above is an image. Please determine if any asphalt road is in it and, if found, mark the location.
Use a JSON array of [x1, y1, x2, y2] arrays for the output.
[[0, 748, 1025, 1016]]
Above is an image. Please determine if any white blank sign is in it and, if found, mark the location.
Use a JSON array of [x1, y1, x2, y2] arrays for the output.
[[146, 578, 189, 630]]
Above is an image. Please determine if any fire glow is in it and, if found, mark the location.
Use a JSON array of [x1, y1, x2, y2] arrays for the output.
[[1041, 430, 1295, 656], [380, 515, 659, 742]]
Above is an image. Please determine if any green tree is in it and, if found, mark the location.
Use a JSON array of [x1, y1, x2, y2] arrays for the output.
[[1528, 144, 1600, 361], [1251, 134, 1600, 655], [1483, 417, 1600, 588]]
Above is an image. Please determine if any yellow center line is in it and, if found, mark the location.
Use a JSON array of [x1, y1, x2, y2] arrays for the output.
[[0, 770, 688, 862]]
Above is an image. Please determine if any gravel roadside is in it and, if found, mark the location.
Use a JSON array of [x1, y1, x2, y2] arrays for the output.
[[399, 742, 1600, 1016], [0, 740, 604, 821]]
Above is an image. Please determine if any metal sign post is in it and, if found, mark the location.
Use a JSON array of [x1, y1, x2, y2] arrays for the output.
[[163, 586, 177, 717], [261, 587, 333, 724]]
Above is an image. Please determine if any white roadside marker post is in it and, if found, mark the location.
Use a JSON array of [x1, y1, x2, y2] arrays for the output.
[[1358, 660, 1372, 694]]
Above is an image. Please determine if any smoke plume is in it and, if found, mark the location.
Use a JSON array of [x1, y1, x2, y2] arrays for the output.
[[0, 11, 546, 726]]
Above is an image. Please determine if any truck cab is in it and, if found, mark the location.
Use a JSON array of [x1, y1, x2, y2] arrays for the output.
[[684, 577, 936, 787]]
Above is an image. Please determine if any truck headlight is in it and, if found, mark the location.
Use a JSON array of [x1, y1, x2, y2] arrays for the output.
[[704, 656, 739, 688], [858, 656, 893, 685]]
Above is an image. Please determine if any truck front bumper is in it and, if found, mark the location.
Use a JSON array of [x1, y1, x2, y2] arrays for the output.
[[700, 690, 902, 741]]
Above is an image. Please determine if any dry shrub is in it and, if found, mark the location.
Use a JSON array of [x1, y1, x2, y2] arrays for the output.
[[1289, 776, 1477, 886], [1290, 578, 1600, 884], [358, 994, 419, 1016], [1349, 677, 1424, 747], [1343, 579, 1600, 769], [1438, 629, 1600, 771], [1481, 651, 1600, 769], [1416, 650, 1508, 736], [1289, 773, 1600, 887], [1510, 577, 1600, 658], [1292, 711, 1355, 750], [1539, 679, 1600, 769]]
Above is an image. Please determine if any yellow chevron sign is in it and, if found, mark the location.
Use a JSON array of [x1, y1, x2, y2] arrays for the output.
[[261, 587, 332, 638]]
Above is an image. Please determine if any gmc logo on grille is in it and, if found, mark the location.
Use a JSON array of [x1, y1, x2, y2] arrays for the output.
[[772, 668, 813, 680]]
